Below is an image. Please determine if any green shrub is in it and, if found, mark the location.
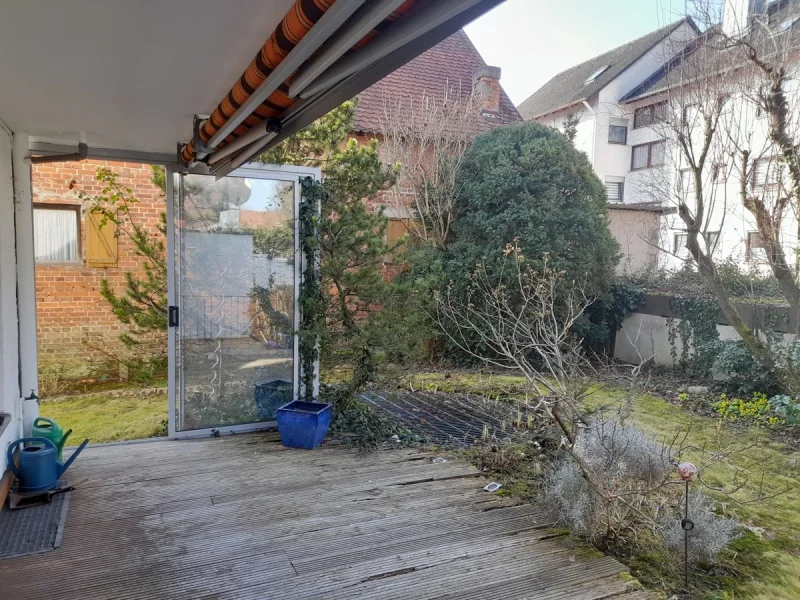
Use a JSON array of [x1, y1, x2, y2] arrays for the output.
[[435, 122, 620, 360], [579, 279, 646, 349], [768, 394, 800, 425], [712, 392, 784, 426], [707, 340, 777, 396], [446, 122, 620, 300], [321, 385, 411, 449]]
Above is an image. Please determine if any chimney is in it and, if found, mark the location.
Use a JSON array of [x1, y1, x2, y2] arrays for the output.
[[473, 65, 502, 114], [722, 0, 760, 38]]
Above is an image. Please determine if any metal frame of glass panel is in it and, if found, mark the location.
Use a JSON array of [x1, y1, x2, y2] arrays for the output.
[[167, 163, 320, 439]]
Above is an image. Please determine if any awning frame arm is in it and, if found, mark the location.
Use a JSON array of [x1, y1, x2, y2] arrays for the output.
[[198, 0, 367, 158]]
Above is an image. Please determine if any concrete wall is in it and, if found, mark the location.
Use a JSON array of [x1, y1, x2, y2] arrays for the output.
[[614, 294, 797, 365], [615, 312, 745, 365]]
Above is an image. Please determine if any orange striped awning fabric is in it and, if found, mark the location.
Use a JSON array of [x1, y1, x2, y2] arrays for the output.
[[181, 0, 422, 163]]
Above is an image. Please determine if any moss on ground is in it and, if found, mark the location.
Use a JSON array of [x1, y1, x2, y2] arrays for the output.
[[403, 370, 800, 599], [39, 392, 167, 444]]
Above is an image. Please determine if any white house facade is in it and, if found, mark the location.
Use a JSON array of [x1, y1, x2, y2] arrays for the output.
[[519, 0, 800, 275]]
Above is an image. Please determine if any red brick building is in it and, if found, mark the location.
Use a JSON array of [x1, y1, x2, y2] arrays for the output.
[[32, 30, 519, 371], [33, 161, 165, 373]]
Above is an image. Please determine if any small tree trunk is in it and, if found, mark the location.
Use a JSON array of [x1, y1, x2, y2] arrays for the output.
[[683, 221, 777, 372], [744, 193, 800, 323]]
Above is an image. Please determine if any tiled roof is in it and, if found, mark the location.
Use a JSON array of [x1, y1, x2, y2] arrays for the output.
[[517, 19, 694, 120], [351, 29, 521, 134], [622, 0, 800, 102]]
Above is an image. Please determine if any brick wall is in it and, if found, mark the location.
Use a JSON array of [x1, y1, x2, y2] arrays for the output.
[[33, 160, 166, 368]]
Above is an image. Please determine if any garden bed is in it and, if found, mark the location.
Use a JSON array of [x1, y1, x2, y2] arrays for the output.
[[392, 369, 800, 600]]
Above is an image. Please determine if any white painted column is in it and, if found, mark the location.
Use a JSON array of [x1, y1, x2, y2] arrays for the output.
[[0, 122, 21, 472], [12, 132, 39, 431]]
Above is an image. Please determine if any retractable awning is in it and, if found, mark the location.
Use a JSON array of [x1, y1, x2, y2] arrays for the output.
[[0, 0, 504, 169], [179, 0, 505, 177]]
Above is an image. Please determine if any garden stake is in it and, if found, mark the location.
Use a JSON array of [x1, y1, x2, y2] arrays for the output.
[[677, 462, 698, 591]]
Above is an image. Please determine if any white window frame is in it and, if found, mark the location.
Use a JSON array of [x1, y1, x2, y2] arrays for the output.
[[32, 203, 82, 264], [605, 177, 624, 202], [673, 231, 689, 255]]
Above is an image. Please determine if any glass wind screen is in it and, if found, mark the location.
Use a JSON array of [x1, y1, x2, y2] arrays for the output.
[[176, 174, 296, 431]]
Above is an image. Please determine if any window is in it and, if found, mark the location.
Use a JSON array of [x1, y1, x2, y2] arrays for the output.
[[605, 177, 624, 202], [585, 65, 610, 84], [33, 204, 80, 263], [752, 157, 779, 189], [633, 101, 667, 128], [704, 231, 720, 251], [678, 168, 695, 199], [712, 163, 727, 183], [682, 103, 699, 127], [746, 231, 765, 261], [631, 141, 665, 170], [674, 232, 688, 255], [608, 124, 627, 144], [385, 218, 411, 261], [752, 157, 782, 204]]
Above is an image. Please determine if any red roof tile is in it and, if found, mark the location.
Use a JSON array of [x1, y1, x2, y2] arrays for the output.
[[352, 29, 521, 135]]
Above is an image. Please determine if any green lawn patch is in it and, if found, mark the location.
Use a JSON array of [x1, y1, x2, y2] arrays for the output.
[[402, 370, 800, 599], [39, 392, 167, 444]]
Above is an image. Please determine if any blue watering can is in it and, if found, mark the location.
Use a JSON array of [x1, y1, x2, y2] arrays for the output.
[[7, 437, 89, 494]]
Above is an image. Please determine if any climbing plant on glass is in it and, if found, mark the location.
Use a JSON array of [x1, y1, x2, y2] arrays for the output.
[[298, 177, 325, 398]]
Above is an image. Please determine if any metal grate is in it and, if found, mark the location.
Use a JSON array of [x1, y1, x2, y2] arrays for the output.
[[359, 390, 538, 447], [0, 489, 71, 559]]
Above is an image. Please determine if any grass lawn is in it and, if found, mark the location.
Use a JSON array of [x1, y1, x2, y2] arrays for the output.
[[39, 392, 167, 445], [402, 371, 800, 599]]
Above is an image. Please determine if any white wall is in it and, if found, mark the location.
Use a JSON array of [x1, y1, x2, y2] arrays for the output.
[[0, 123, 20, 475], [615, 310, 796, 366], [537, 104, 596, 162], [593, 23, 698, 197], [626, 82, 800, 272], [615, 312, 747, 365]]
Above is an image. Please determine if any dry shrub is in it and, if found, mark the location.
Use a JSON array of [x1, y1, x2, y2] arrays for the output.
[[545, 416, 739, 563]]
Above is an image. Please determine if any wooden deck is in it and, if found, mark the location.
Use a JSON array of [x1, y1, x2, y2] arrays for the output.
[[1, 434, 654, 599]]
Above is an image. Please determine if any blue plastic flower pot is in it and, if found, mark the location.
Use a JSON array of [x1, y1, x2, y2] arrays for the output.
[[277, 400, 333, 449]]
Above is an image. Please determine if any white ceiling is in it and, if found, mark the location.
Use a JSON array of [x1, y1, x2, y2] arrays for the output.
[[0, 0, 296, 155]]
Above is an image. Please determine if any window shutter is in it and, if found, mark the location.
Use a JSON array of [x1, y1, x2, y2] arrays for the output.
[[605, 177, 624, 202], [386, 218, 411, 260], [86, 210, 118, 267], [387, 218, 410, 244]]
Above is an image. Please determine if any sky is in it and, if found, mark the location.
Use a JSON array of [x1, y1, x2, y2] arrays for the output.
[[464, 0, 689, 106]]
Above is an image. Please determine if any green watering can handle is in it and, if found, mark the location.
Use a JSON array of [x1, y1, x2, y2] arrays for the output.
[[33, 417, 57, 429]]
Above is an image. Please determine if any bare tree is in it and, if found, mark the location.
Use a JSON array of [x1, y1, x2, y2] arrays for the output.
[[381, 84, 483, 249], [432, 241, 760, 551], [636, 0, 800, 384]]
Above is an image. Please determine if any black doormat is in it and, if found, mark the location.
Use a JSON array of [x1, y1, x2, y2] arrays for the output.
[[359, 390, 540, 446], [0, 488, 71, 559]]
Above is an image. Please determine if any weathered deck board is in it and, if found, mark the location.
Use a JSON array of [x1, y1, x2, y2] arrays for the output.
[[2, 434, 655, 599]]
